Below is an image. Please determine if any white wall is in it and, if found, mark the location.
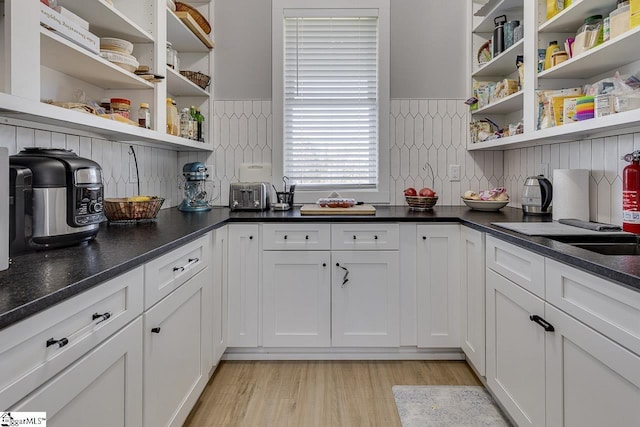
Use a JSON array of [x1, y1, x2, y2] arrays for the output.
[[213, 0, 468, 100]]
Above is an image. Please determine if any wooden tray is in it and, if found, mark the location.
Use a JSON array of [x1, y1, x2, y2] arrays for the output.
[[175, 11, 214, 48], [300, 204, 376, 215]]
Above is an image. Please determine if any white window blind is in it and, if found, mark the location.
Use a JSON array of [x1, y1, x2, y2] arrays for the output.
[[283, 16, 379, 189]]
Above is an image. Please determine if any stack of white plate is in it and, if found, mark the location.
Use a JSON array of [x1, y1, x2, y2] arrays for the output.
[[100, 37, 138, 73]]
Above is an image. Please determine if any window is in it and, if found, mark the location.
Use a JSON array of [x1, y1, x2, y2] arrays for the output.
[[273, 0, 390, 203]]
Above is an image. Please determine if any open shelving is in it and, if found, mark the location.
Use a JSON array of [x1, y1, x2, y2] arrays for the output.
[[473, 91, 523, 115], [166, 67, 210, 97]]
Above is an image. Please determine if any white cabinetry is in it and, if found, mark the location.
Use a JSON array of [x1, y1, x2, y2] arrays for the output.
[[469, 0, 640, 150], [331, 250, 400, 347], [262, 250, 331, 347], [460, 225, 485, 376], [486, 236, 640, 426], [143, 267, 211, 427], [11, 318, 143, 427], [416, 224, 460, 348], [0, 0, 214, 151], [227, 223, 261, 347], [212, 226, 229, 365]]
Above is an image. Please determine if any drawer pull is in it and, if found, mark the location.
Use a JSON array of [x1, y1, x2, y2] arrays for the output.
[[151, 327, 161, 334], [284, 235, 288, 240], [305, 235, 309, 240], [188, 257, 199, 264], [173, 266, 185, 272], [374, 235, 378, 240], [46, 337, 69, 348], [353, 235, 357, 240], [92, 312, 112, 324], [529, 315, 555, 332]]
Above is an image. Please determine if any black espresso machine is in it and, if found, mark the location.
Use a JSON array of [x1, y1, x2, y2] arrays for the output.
[[9, 148, 104, 254]]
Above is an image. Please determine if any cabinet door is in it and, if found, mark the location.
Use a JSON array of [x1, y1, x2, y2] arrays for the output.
[[212, 226, 228, 365], [144, 268, 210, 427], [262, 251, 331, 347], [545, 304, 640, 427], [11, 318, 143, 427], [332, 251, 399, 347], [486, 269, 546, 427], [460, 226, 485, 376], [416, 224, 461, 348], [227, 224, 260, 347]]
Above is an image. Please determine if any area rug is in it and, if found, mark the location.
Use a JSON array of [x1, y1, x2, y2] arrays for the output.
[[392, 385, 511, 427]]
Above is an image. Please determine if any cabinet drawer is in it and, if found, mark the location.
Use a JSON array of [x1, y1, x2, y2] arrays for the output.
[[331, 223, 399, 250], [546, 259, 640, 356], [486, 235, 545, 298], [0, 266, 144, 410], [262, 223, 331, 250], [144, 233, 210, 309]]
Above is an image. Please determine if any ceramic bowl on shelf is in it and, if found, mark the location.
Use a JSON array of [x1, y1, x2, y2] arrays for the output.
[[461, 198, 509, 211]]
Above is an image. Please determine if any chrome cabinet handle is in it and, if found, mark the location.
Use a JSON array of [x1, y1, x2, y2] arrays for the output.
[[188, 257, 199, 263], [46, 337, 69, 348], [173, 266, 185, 272]]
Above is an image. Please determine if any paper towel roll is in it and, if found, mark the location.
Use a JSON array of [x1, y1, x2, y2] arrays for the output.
[[552, 169, 590, 221]]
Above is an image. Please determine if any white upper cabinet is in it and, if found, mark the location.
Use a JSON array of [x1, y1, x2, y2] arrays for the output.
[[0, 0, 214, 152]]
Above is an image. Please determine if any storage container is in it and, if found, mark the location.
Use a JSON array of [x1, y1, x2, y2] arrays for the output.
[[573, 15, 604, 57], [110, 98, 131, 120], [610, 4, 631, 39]]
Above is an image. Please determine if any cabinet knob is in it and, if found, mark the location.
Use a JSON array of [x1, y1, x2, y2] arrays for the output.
[[151, 327, 161, 334], [284, 235, 288, 240], [374, 235, 378, 240], [249, 236, 253, 240], [422, 236, 426, 240], [322, 263, 326, 267], [46, 337, 69, 348], [353, 235, 357, 240], [305, 235, 309, 240]]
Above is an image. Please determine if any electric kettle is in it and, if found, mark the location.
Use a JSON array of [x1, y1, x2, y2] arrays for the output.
[[522, 175, 553, 215]]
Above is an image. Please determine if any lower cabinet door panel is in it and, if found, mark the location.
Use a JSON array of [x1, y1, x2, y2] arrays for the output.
[[262, 251, 331, 347], [144, 269, 209, 427], [11, 318, 143, 427], [486, 269, 546, 427], [545, 304, 640, 427], [332, 251, 400, 347]]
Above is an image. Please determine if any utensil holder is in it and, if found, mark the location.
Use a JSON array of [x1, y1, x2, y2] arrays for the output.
[[276, 191, 294, 205]]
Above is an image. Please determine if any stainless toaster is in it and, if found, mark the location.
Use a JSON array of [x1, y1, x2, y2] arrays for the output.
[[229, 182, 271, 211]]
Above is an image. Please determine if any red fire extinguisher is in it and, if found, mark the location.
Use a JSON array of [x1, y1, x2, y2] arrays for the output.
[[622, 150, 640, 234]]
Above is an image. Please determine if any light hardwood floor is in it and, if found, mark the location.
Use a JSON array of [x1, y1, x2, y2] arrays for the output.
[[184, 360, 481, 427]]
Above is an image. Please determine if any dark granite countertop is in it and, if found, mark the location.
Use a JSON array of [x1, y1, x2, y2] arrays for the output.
[[1, 205, 638, 331]]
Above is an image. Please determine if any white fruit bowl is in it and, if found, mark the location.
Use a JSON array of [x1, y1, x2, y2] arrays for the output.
[[461, 198, 509, 211]]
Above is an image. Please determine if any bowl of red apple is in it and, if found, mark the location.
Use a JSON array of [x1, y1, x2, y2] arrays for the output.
[[404, 187, 438, 211]]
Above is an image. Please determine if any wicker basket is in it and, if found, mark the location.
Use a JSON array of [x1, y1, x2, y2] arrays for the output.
[[103, 197, 165, 222], [405, 196, 438, 211], [175, 2, 211, 34], [180, 70, 211, 90]]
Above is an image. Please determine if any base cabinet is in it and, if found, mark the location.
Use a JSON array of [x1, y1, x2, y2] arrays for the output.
[[12, 318, 143, 427], [227, 224, 260, 347], [460, 226, 485, 376], [416, 224, 460, 348], [262, 251, 331, 347], [332, 251, 400, 347], [486, 269, 546, 427], [143, 268, 211, 427]]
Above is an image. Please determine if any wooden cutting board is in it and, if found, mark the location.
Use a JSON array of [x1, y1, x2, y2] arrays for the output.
[[300, 204, 376, 215]]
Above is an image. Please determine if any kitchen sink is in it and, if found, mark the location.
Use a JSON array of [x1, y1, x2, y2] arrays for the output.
[[548, 234, 640, 255]]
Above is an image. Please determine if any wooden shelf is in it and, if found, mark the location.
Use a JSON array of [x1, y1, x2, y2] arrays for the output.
[[472, 91, 523, 115], [166, 67, 210, 97], [0, 92, 212, 152], [538, 26, 640, 80], [56, 0, 154, 42], [473, 0, 523, 32], [472, 39, 523, 78], [468, 108, 640, 150], [167, 9, 213, 52], [539, 0, 613, 33], [40, 28, 154, 90]]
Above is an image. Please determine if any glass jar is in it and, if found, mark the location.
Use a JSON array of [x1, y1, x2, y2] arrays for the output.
[[180, 108, 190, 139], [110, 98, 131, 120], [166, 42, 175, 69], [166, 98, 178, 135], [138, 102, 151, 129]]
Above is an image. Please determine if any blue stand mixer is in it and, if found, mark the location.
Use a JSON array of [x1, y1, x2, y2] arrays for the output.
[[178, 162, 214, 212]]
